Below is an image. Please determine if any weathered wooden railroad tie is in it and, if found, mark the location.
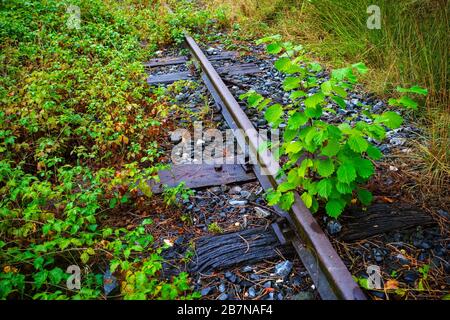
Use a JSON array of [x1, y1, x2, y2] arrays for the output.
[[144, 35, 435, 300]]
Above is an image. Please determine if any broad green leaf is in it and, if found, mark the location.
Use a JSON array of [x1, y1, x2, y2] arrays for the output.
[[290, 90, 307, 100], [327, 125, 343, 140], [336, 182, 353, 194], [304, 93, 325, 109], [279, 192, 295, 210], [322, 139, 340, 157], [317, 178, 333, 198], [357, 189, 373, 205], [278, 181, 296, 192], [321, 81, 333, 95], [352, 62, 368, 74], [305, 127, 325, 146], [298, 158, 313, 177], [396, 85, 428, 95], [49, 267, 64, 285], [337, 163, 357, 183], [325, 198, 346, 218], [256, 34, 282, 44], [377, 111, 403, 129], [284, 128, 298, 142], [267, 43, 283, 54], [332, 85, 347, 98], [33, 270, 48, 289], [398, 96, 418, 109], [353, 157, 375, 179], [267, 190, 281, 206], [265, 104, 283, 125], [81, 252, 89, 264], [274, 57, 291, 72], [347, 135, 368, 153], [247, 93, 264, 107], [285, 141, 302, 154], [283, 77, 301, 91], [287, 111, 308, 130], [300, 192, 313, 208], [332, 95, 346, 108], [366, 145, 383, 160], [309, 62, 322, 72], [317, 158, 335, 177], [304, 104, 322, 118]]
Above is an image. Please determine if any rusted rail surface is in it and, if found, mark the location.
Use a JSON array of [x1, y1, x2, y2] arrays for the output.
[[184, 35, 366, 300]]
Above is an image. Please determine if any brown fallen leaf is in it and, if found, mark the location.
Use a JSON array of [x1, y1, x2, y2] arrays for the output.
[[381, 196, 395, 203], [385, 279, 399, 290]]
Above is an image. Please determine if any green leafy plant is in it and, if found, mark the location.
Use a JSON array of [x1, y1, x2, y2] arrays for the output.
[[207, 222, 223, 234], [162, 182, 195, 207], [241, 38, 426, 218]]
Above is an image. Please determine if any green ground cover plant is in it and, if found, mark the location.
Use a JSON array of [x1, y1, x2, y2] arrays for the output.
[[0, 0, 221, 300]]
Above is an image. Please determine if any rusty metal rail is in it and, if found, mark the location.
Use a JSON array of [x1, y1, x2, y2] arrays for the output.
[[184, 34, 366, 300]]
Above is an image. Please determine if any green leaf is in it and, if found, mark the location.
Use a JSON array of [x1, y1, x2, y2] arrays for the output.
[[332, 85, 347, 98], [33, 256, 44, 270], [49, 267, 64, 285], [366, 145, 383, 160], [265, 104, 283, 125], [377, 111, 403, 129], [398, 96, 418, 109], [304, 93, 325, 109], [353, 157, 375, 179], [287, 112, 308, 130], [247, 92, 264, 107], [256, 34, 282, 44], [110, 260, 120, 273], [337, 163, 357, 183], [352, 62, 368, 74], [284, 128, 298, 142], [274, 57, 291, 72], [309, 62, 322, 72], [336, 182, 353, 194], [298, 158, 313, 177], [290, 90, 307, 100], [304, 104, 322, 118], [396, 85, 428, 96], [347, 135, 368, 153], [325, 198, 346, 218], [267, 43, 283, 54], [278, 181, 296, 192], [322, 139, 340, 157], [321, 81, 333, 95], [317, 158, 335, 177], [33, 270, 48, 289], [285, 141, 302, 154], [267, 190, 281, 206], [109, 197, 117, 209], [357, 189, 373, 205], [332, 95, 346, 108], [81, 252, 89, 264], [300, 192, 313, 208], [283, 77, 301, 91], [279, 192, 295, 210], [317, 179, 333, 199]]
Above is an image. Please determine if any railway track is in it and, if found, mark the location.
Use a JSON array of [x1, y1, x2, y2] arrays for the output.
[[145, 34, 367, 300]]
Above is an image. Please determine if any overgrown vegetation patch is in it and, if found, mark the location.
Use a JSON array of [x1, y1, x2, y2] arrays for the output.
[[0, 0, 222, 300]]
